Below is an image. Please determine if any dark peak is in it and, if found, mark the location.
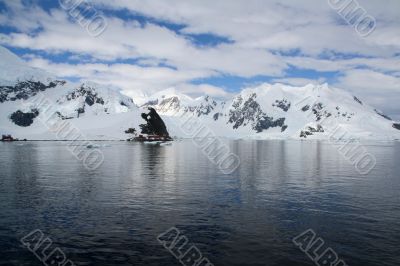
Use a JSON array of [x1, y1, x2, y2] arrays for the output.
[[139, 108, 170, 137]]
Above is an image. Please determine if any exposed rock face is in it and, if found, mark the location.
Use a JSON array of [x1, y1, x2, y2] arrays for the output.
[[301, 105, 310, 112], [184, 96, 217, 117], [375, 109, 392, 121], [56, 84, 134, 118], [228, 93, 287, 132], [59, 85, 105, 106], [312, 103, 332, 121], [10, 109, 39, 127], [213, 112, 223, 121], [393, 123, 400, 130], [353, 96, 363, 105], [254, 116, 287, 133], [228, 94, 263, 129], [143, 96, 180, 113], [139, 108, 170, 137], [55, 111, 74, 120], [300, 124, 324, 138], [272, 99, 291, 112], [158, 97, 180, 113], [0, 80, 65, 103], [143, 94, 219, 118], [143, 99, 159, 106]]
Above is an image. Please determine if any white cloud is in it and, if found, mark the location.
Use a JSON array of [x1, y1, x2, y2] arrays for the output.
[[284, 56, 400, 73], [25, 54, 232, 99], [337, 69, 400, 92], [25, 56, 213, 92], [0, 2, 285, 77], [95, 0, 400, 56]]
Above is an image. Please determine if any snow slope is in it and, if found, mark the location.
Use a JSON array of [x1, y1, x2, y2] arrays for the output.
[[0, 46, 54, 85]]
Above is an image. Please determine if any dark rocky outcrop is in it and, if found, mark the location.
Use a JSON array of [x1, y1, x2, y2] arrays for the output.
[[393, 123, 400, 130], [57, 84, 134, 118], [10, 109, 39, 127], [312, 103, 324, 121], [228, 93, 262, 129], [139, 108, 170, 137], [375, 109, 392, 121], [60, 85, 105, 106], [55, 111, 74, 120], [213, 112, 223, 121], [312, 103, 332, 121], [254, 116, 286, 133], [228, 93, 287, 132], [125, 128, 137, 134], [353, 96, 363, 105], [77, 107, 85, 117], [0, 80, 65, 103], [301, 105, 310, 112], [333, 106, 354, 121], [272, 99, 291, 112], [300, 124, 324, 138]]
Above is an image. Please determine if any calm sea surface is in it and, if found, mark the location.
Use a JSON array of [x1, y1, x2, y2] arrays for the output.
[[0, 140, 399, 266]]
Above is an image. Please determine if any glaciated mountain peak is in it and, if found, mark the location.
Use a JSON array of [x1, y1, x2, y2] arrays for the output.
[[141, 88, 196, 115], [0, 46, 399, 140], [145, 87, 194, 104], [0, 46, 141, 140], [146, 82, 400, 140]]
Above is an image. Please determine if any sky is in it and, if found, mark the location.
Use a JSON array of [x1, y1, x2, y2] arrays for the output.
[[0, 0, 399, 119]]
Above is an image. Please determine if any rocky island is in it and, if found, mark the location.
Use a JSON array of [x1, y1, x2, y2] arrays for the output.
[[126, 108, 172, 142]]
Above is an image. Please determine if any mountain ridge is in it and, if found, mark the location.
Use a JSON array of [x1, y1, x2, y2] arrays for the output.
[[0, 46, 399, 140]]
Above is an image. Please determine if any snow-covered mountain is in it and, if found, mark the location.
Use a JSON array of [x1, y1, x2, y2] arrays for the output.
[[138, 84, 400, 140], [0, 46, 142, 140], [1, 46, 399, 140], [0, 46, 55, 85]]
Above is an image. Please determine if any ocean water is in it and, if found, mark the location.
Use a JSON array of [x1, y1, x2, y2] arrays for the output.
[[0, 140, 399, 266]]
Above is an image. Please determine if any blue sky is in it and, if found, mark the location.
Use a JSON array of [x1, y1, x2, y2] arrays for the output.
[[0, 0, 399, 118]]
